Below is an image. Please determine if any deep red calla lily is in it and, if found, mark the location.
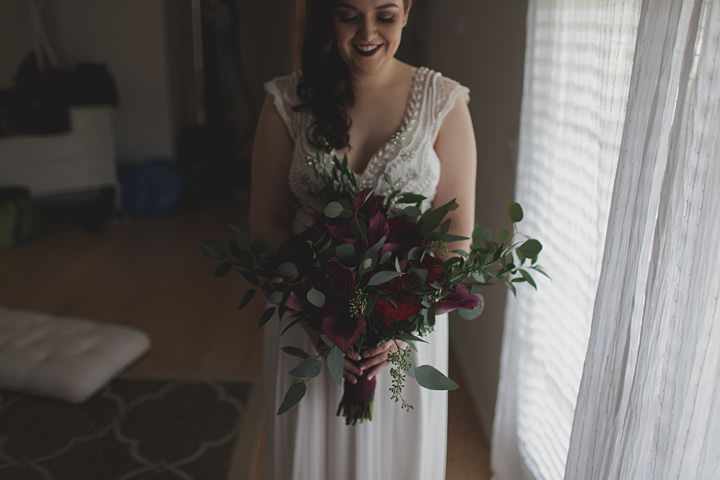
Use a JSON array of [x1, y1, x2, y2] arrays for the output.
[[434, 284, 483, 314], [322, 312, 366, 353]]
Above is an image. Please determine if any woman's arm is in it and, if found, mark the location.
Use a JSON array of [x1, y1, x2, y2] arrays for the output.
[[248, 96, 297, 250], [432, 97, 478, 256]]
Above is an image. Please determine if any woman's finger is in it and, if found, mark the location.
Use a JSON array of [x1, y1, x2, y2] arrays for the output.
[[361, 341, 393, 359], [360, 353, 388, 371], [344, 358, 363, 376], [365, 360, 390, 381], [343, 371, 357, 384]]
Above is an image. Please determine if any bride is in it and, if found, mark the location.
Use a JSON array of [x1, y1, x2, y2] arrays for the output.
[[249, 0, 477, 478]]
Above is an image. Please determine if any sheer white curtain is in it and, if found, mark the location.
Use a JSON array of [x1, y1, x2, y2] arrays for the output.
[[492, 0, 720, 479]]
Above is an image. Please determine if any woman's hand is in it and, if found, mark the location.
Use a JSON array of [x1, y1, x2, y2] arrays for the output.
[[359, 340, 410, 381]]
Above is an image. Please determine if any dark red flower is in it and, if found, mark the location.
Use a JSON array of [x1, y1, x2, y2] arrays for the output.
[[373, 276, 422, 328], [352, 189, 385, 218], [421, 254, 446, 284], [382, 217, 423, 259], [434, 284, 483, 314], [367, 211, 390, 246], [322, 310, 365, 353], [313, 261, 356, 304]]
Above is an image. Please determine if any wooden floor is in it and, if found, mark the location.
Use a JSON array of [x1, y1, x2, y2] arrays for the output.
[[0, 201, 491, 479]]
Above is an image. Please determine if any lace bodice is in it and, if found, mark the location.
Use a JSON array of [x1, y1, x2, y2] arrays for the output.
[[264, 66, 470, 228]]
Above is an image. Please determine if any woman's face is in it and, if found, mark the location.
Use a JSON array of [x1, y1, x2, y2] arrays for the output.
[[332, 0, 409, 76]]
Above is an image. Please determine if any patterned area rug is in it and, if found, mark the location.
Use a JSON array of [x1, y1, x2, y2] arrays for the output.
[[0, 378, 259, 480]]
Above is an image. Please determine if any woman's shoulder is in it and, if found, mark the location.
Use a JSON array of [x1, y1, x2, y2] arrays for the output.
[[410, 65, 470, 120], [263, 70, 302, 102]]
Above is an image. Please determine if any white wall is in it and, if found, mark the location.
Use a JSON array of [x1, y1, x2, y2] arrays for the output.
[[422, 1, 528, 440], [0, 0, 184, 163]]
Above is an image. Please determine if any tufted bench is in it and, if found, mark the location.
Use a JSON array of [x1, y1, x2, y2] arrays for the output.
[[0, 307, 150, 403]]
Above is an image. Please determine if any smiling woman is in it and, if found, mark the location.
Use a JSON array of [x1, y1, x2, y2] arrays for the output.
[[250, 0, 477, 478]]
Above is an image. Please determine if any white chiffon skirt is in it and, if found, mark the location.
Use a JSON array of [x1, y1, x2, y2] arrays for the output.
[[260, 309, 449, 480]]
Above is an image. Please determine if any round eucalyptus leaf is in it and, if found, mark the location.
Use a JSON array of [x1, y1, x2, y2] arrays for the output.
[[279, 262, 299, 278], [324, 202, 344, 218], [336, 244, 356, 260], [289, 357, 322, 379], [268, 291, 284, 305], [518, 239, 543, 259], [508, 202, 524, 222], [307, 288, 326, 308], [414, 365, 459, 391]]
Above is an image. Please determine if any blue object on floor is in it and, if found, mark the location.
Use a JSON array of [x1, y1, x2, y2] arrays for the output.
[[118, 160, 185, 216]]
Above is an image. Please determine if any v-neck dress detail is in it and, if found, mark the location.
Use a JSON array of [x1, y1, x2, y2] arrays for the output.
[[331, 65, 423, 178], [262, 65, 470, 480]]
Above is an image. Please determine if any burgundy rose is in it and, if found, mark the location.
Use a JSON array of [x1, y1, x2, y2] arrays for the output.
[[313, 261, 356, 304], [434, 283, 483, 314], [373, 276, 422, 328], [382, 217, 423, 258]]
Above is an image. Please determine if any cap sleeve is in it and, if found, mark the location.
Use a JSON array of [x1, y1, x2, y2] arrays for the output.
[[431, 74, 471, 141], [263, 71, 301, 142]]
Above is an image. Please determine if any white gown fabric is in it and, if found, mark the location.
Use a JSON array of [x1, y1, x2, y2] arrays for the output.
[[261, 66, 470, 480]]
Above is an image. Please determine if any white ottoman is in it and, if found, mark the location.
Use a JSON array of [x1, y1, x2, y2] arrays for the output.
[[0, 307, 150, 403]]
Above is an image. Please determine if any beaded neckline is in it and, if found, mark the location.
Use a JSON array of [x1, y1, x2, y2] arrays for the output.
[[330, 66, 427, 179]]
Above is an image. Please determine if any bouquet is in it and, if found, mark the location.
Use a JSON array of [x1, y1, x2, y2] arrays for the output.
[[204, 154, 545, 425]]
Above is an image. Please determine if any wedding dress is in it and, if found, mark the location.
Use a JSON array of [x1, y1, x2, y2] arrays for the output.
[[261, 65, 470, 480]]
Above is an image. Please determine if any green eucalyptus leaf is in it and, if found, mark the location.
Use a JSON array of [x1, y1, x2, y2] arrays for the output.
[[519, 268, 538, 289], [238, 289, 256, 310], [325, 202, 344, 218], [414, 365, 459, 391], [532, 264, 551, 279], [410, 267, 428, 283], [473, 225, 492, 243], [214, 261, 232, 277], [327, 346, 344, 385], [368, 270, 403, 287], [508, 202, 524, 222], [282, 346, 309, 359], [203, 241, 227, 260], [307, 288, 326, 308], [518, 239, 543, 260], [336, 244, 356, 260], [397, 193, 427, 204], [277, 382, 307, 415], [258, 307, 276, 327], [408, 246, 423, 261], [289, 357, 322, 379], [279, 262, 299, 278], [240, 270, 259, 286], [268, 291, 285, 305], [402, 206, 422, 218], [379, 250, 393, 264]]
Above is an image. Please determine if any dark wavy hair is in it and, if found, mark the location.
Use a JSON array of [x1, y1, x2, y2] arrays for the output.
[[294, 0, 408, 152]]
